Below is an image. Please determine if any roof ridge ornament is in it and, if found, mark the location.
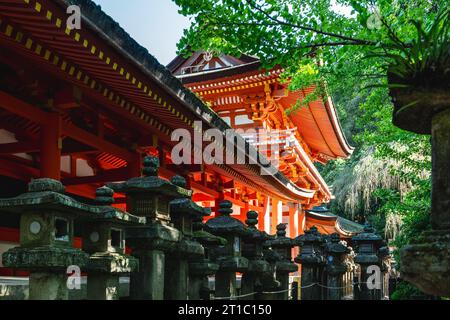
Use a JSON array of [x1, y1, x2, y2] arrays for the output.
[[363, 222, 375, 233], [203, 51, 214, 62], [276, 223, 287, 238], [142, 156, 159, 177], [245, 210, 258, 229], [218, 200, 233, 216], [95, 186, 115, 206]]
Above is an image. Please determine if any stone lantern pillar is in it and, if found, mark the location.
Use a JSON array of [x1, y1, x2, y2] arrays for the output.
[[205, 200, 249, 300], [343, 246, 356, 299], [82, 186, 144, 300], [267, 224, 297, 300], [241, 211, 270, 300], [108, 156, 191, 300], [0, 179, 89, 300], [389, 74, 450, 296], [295, 226, 326, 300], [324, 233, 350, 300], [378, 245, 391, 300], [189, 210, 223, 300], [352, 223, 383, 300], [259, 245, 281, 300], [164, 176, 206, 300]]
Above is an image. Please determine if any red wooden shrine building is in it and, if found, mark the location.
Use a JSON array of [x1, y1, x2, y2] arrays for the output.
[[0, 0, 358, 276]]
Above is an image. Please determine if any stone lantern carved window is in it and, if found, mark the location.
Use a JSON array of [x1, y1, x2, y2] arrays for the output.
[[110, 228, 123, 249], [55, 217, 69, 242], [90, 231, 100, 243], [132, 197, 155, 217], [29, 221, 42, 235], [234, 237, 241, 254], [360, 243, 373, 254], [302, 246, 313, 255]]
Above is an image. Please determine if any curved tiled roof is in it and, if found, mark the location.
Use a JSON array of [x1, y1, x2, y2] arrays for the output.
[[306, 206, 364, 236], [60, 0, 320, 202]]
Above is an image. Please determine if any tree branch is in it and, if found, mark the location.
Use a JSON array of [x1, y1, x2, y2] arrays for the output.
[[245, 0, 377, 45]]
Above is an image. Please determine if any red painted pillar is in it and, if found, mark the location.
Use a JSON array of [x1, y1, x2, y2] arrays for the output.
[[240, 202, 250, 223], [40, 113, 62, 180], [260, 196, 271, 233], [289, 203, 299, 238], [212, 194, 225, 218], [271, 198, 282, 234], [298, 207, 306, 235], [128, 153, 142, 178]]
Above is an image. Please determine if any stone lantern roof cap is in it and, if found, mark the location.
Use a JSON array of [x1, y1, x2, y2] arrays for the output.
[[107, 156, 192, 198], [169, 175, 211, 216], [325, 233, 350, 254], [92, 186, 146, 224], [267, 224, 296, 248], [295, 225, 325, 244], [205, 200, 247, 236], [0, 179, 144, 225], [0, 178, 134, 222], [351, 223, 383, 243], [170, 197, 211, 217], [263, 248, 283, 262], [244, 211, 271, 242], [191, 201, 227, 246]]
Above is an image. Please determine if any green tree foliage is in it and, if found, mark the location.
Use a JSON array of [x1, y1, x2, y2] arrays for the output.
[[173, 0, 448, 298]]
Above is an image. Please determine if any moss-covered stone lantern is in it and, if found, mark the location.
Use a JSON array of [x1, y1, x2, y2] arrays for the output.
[[107, 156, 191, 300], [0, 179, 89, 300], [387, 55, 450, 296], [259, 245, 281, 300], [164, 176, 206, 300], [81, 186, 145, 300], [352, 223, 384, 300], [295, 226, 326, 300], [205, 200, 249, 299], [378, 245, 391, 300], [324, 233, 350, 300], [266, 223, 297, 300], [240, 211, 271, 300], [189, 209, 224, 300]]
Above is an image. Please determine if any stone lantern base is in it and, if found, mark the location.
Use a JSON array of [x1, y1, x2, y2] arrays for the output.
[[2, 246, 88, 300], [165, 239, 204, 300], [189, 260, 219, 300], [400, 229, 450, 297], [86, 252, 138, 300]]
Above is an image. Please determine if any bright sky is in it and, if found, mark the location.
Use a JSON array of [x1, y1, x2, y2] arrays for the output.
[[91, 0, 353, 66], [92, 0, 190, 65]]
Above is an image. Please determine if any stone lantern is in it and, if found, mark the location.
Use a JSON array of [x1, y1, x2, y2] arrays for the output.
[[342, 244, 357, 299], [352, 223, 384, 300], [266, 224, 297, 300], [164, 176, 206, 300], [324, 233, 350, 300], [0, 179, 89, 300], [189, 209, 224, 300], [378, 245, 391, 299], [107, 156, 191, 300], [388, 67, 450, 297], [241, 211, 271, 300], [81, 186, 144, 300], [205, 200, 249, 299], [295, 226, 326, 300], [259, 245, 281, 300]]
